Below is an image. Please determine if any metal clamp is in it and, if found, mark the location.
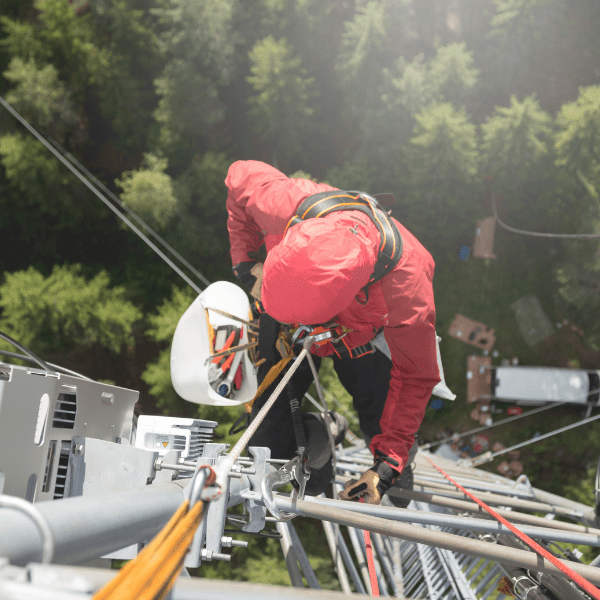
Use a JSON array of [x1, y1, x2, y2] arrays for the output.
[[261, 454, 310, 521], [0, 495, 55, 564], [512, 574, 537, 599], [291, 325, 333, 346]]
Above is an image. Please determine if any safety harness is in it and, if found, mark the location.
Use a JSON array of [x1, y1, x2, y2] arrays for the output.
[[285, 190, 403, 359], [285, 190, 403, 303]]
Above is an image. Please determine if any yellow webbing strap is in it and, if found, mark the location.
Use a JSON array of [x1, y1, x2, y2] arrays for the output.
[[243, 329, 294, 414], [92, 498, 205, 600], [204, 309, 215, 353]]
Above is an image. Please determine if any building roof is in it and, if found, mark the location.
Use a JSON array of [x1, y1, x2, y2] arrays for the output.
[[510, 295, 555, 347], [473, 216, 497, 259], [448, 315, 496, 352], [466, 355, 492, 403]]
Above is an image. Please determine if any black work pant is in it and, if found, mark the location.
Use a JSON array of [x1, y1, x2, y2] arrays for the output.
[[247, 349, 393, 461]]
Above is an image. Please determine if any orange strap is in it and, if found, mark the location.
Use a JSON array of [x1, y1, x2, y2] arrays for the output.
[[243, 328, 295, 414], [92, 469, 216, 600], [243, 355, 292, 414]]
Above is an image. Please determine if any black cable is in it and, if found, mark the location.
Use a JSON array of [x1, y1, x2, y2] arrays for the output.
[[492, 193, 600, 239], [225, 517, 282, 539], [287, 379, 307, 455], [0, 331, 55, 374], [0, 96, 205, 295], [223, 527, 282, 540], [43, 135, 211, 288], [423, 402, 567, 450], [0, 349, 92, 380]]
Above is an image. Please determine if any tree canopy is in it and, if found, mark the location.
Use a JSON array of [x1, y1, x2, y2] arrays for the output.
[[1, 1, 600, 550]]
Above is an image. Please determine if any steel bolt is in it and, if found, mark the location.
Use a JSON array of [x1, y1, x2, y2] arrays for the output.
[[74, 443, 84, 456]]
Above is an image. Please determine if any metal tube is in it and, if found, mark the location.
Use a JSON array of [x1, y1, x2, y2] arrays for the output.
[[347, 525, 372, 594], [284, 521, 321, 589], [0, 481, 187, 566], [332, 481, 371, 593], [321, 517, 353, 595], [295, 495, 600, 547], [356, 524, 388, 596], [387, 488, 600, 535], [414, 474, 534, 497], [372, 533, 400, 597], [2, 562, 357, 600], [386, 535, 405, 596], [276, 522, 305, 588], [334, 524, 366, 594], [273, 496, 600, 586], [409, 480, 582, 516], [337, 476, 582, 518]]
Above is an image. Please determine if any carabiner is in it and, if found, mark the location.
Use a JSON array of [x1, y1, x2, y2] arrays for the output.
[[260, 453, 311, 521]]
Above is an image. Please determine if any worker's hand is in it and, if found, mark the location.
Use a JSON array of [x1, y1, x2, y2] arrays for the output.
[[232, 261, 263, 300], [338, 459, 399, 505]]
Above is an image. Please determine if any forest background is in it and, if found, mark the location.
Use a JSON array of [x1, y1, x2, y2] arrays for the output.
[[1, 0, 600, 585]]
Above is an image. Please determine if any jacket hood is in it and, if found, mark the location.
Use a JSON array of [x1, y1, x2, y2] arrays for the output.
[[262, 214, 376, 324]]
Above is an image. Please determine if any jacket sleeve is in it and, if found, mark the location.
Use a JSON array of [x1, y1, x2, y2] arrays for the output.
[[225, 160, 337, 265], [369, 243, 441, 472], [369, 322, 440, 472]]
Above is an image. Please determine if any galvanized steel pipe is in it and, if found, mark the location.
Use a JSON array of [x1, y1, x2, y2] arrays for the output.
[[273, 495, 600, 586], [0, 481, 186, 566]]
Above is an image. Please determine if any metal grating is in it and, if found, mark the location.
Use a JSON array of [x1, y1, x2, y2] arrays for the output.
[[53, 441, 71, 499], [52, 392, 77, 429], [172, 423, 216, 479]]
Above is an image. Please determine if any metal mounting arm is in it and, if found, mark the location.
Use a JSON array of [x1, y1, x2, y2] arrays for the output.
[[261, 453, 310, 521]]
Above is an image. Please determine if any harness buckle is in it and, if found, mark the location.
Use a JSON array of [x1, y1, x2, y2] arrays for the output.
[[260, 453, 311, 521], [290, 325, 334, 346]]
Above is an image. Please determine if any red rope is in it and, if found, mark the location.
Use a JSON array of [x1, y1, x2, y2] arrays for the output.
[[360, 497, 380, 596], [425, 456, 600, 600]]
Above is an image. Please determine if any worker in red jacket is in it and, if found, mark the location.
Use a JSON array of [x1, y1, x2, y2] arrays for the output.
[[226, 160, 440, 504]]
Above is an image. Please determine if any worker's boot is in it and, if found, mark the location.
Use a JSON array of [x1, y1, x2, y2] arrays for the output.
[[302, 411, 348, 496], [327, 411, 349, 445], [385, 465, 413, 508]]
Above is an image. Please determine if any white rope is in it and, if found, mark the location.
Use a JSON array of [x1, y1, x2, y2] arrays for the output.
[[215, 338, 315, 488]]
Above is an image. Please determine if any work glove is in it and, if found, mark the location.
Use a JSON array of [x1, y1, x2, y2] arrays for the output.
[[232, 260, 263, 300], [338, 454, 400, 505]]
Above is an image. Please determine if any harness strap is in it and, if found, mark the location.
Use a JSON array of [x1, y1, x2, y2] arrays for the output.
[[331, 339, 375, 360], [285, 190, 403, 301]]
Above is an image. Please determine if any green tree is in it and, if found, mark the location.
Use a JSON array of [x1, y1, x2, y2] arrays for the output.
[[3, 56, 78, 143], [116, 153, 178, 229], [87, 0, 164, 149], [152, 0, 238, 158], [336, 0, 386, 91], [403, 102, 481, 252], [169, 151, 232, 283], [0, 264, 142, 358], [553, 254, 600, 352], [428, 42, 479, 107], [481, 95, 552, 206], [1, 0, 112, 99], [142, 286, 195, 415], [408, 102, 479, 208], [247, 35, 316, 169], [323, 157, 380, 193], [555, 85, 600, 203]]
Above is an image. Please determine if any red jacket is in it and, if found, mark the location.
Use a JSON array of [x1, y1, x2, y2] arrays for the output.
[[226, 160, 440, 471]]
